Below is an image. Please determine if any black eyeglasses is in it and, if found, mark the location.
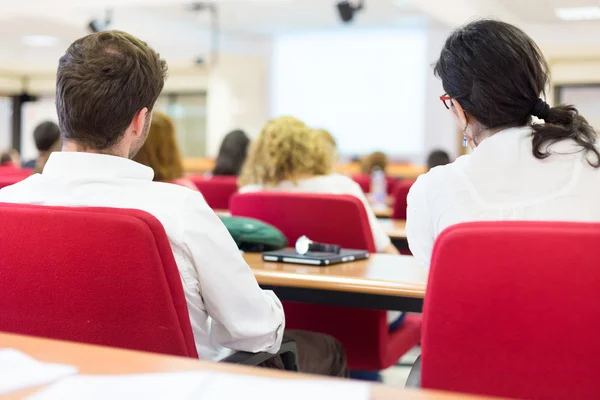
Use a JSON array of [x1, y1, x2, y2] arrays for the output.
[[440, 94, 452, 110]]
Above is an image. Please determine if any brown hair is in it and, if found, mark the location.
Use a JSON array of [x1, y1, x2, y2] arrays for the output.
[[361, 151, 388, 174], [239, 117, 332, 187], [56, 30, 168, 151], [133, 112, 184, 181]]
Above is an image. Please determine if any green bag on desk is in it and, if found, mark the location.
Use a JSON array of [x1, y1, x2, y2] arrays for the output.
[[219, 216, 288, 252]]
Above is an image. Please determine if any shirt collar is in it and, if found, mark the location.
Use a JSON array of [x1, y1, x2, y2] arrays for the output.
[[42, 152, 154, 181]]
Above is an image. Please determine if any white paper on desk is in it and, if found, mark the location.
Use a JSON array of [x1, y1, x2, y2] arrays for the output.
[[0, 348, 78, 395], [29, 371, 370, 400]]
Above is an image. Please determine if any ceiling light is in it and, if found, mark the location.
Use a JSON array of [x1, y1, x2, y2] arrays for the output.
[[21, 35, 60, 47], [555, 6, 600, 21]]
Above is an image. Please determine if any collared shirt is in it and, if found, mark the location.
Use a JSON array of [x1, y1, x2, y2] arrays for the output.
[[407, 126, 600, 268], [0, 152, 285, 360], [239, 174, 392, 252]]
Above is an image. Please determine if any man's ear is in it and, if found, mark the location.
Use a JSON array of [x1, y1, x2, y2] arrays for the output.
[[131, 107, 149, 137]]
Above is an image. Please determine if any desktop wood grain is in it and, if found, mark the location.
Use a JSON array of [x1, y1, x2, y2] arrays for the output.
[[0, 333, 491, 400], [246, 253, 427, 299]]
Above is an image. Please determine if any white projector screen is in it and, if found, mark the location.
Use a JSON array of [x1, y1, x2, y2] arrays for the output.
[[270, 29, 426, 157]]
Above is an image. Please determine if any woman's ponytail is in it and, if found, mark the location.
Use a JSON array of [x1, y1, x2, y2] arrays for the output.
[[531, 103, 600, 168]]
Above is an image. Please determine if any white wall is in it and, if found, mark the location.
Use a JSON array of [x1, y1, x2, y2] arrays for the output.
[[422, 23, 457, 160], [206, 53, 270, 157]]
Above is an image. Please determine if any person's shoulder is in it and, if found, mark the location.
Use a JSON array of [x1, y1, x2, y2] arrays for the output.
[[411, 155, 468, 196], [238, 184, 263, 193], [0, 174, 41, 199]]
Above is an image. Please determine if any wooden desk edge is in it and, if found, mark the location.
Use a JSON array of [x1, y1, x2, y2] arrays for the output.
[[253, 271, 426, 299], [0, 332, 490, 400]]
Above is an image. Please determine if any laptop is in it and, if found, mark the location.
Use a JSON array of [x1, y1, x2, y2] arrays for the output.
[[262, 249, 370, 266]]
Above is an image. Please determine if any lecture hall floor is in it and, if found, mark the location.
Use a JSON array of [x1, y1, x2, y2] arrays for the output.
[[381, 346, 420, 387]]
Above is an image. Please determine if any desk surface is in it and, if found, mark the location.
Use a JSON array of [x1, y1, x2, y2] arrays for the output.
[[378, 218, 406, 240], [0, 333, 488, 400], [245, 253, 427, 299]]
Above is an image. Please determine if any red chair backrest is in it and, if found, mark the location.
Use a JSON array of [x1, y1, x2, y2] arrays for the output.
[[0, 204, 198, 358], [423, 221, 600, 399], [230, 192, 376, 252], [189, 175, 238, 209], [391, 180, 415, 220], [351, 174, 397, 195]]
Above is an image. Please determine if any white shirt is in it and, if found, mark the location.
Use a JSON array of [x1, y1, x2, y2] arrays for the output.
[[407, 126, 600, 268], [240, 174, 392, 252], [0, 152, 285, 361]]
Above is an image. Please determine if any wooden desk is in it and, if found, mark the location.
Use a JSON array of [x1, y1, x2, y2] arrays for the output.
[[245, 253, 426, 312], [378, 218, 407, 240], [0, 333, 488, 400], [374, 207, 393, 218]]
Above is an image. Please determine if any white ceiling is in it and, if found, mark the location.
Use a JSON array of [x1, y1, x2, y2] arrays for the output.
[[0, 0, 426, 72], [1, 0, 600, 73], [498, 0, 600, 23]]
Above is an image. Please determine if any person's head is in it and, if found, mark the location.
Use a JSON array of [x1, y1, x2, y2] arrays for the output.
[[239, 116, 332, 187], [435, 19, 599, 166], [0, 149, 20, 166], [133, 112, 184, 182], [36, 139, 62, 173], [56, 30, 168, 159], [314, 128, 337, 170], [213, 130, 250, 176], [33, 121, 60, 153], [0, 152, 12, 165], [361, 151, 388, 174], [427, 150, 451, 171]]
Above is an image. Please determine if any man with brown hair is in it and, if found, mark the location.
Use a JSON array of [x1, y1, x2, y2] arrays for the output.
[[0, 31, 346, 376]]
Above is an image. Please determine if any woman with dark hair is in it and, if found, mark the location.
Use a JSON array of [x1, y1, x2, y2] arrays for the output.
[[213, 130, 250, 176], [407, 20, 600, 267]]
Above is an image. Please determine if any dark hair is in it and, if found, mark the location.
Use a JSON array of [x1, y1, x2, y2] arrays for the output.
[[0, 152, 11, 165], [213, 130, 250, 176], [427, 149, 450, 170], [33, 121, 60, 152], [56, 30, 168, 150], [434, 20, 599, 167]]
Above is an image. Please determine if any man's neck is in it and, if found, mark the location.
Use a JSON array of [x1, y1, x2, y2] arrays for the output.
[[62, 140, 128, 158]]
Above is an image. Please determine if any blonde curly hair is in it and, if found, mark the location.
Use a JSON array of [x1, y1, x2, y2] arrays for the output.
[[239, 116, 332, 187]]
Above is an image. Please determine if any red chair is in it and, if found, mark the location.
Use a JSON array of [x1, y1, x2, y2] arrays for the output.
[[391, 180, 415, 220], [230, 192, 422, 371], [421, 221, 600, 399], [0, 203, 298, 367], [351, 174, 397, 195], [0, 175, 28, 190], [0, 204, 198, 358], [189, 175, 238, 209]]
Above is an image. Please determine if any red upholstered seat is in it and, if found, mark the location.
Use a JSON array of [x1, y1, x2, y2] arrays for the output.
[[230, 192, 421, 370], [189, 175, 238, 209], [351, 174, 397, 195], [0, 204, 198, 358], [423, 221, 600, 399], [391, 180, 415, 220]]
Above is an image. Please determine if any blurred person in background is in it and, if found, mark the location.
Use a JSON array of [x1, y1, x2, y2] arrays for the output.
[[213, 129, 250, 176], [239, 116, 398, 255], [23, 121, 61, 169], [133, 112, 198, 191], [314, 128, 337, 170], [426, 149, 450, 171], [360, 151, 388, 174]]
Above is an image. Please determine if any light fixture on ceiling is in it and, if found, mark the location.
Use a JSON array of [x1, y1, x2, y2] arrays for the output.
[[555, 6, 600, 21], [21, 35, 60, 48]]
